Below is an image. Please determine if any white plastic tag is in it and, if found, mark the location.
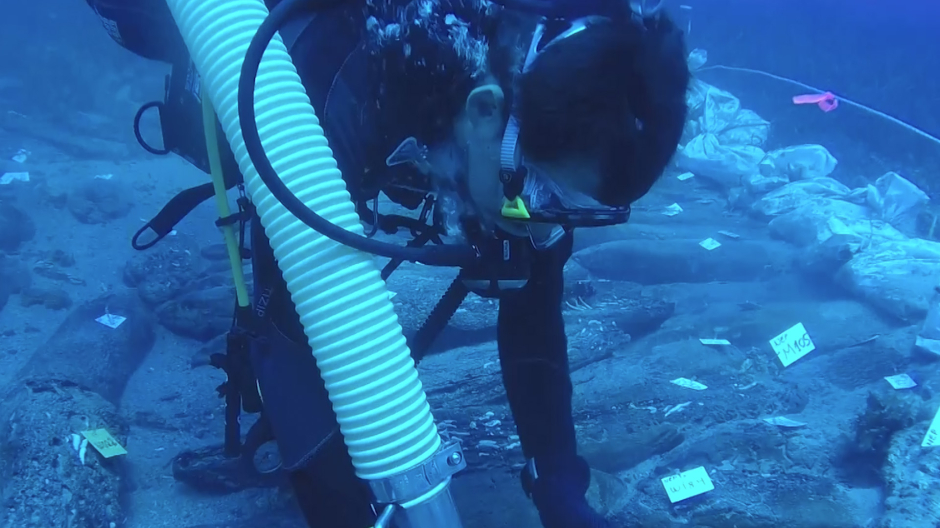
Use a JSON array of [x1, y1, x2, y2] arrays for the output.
[[671, 378, 707, 391], [0, 172, 29, 185], [763, 417, 806, 428], [677, 172, 695, 181], [699, 238, 721, 251], [661, 466, 714, 503], [717, 230, 740, 239], [769, 322, 815, 367], [96, 314, 127, 329], [923, 406, 940, 447], [700, 338, 731, 346], [884, 374, 917, 390], [663, 203, 683, 216], [12, 149, 28, 163]]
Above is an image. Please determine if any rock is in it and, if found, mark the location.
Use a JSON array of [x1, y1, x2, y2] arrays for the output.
[[388, 266, 496, 353], [0, 293, 155, 528], [586, 469, 632, 519], [572, 238, 777, 285], [418, 283, 654, 407], [662, 297, 899, 358], [836, 239, 940, 323], [785, 326, 917, 393], [199, 243, 230, 261], [0, 254, 30, 312], [123, 235, 199, 305], [838, 391, 920, 485], [795, 233, 860, 278], [16, 292, 155, 404], [181, 513, 305, 528], [608, 295, 675, 339], [19, 286, 73, 310], [190, 333, 227, 368], [881, 423, 940, 527], [616, 420, 866, 528], [0, 204, 36, 251], [156, 286, 234, 341], [67, 178, 132, 224], [582, 423, 684, 474]]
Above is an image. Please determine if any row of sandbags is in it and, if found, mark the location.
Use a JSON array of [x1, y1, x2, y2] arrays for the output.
[[750, 173, 934, 323], [675, 50, 938, 334]]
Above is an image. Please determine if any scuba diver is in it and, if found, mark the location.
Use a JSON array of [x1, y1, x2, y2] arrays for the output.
[[85, 0, 689, 527]]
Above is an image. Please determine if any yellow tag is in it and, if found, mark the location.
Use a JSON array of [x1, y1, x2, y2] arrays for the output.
[[500, 196, 531, 219], [81, 429, 128, 458]]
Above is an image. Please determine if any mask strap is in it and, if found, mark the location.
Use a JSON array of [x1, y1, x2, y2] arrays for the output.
[[499, 116, 522, 178]]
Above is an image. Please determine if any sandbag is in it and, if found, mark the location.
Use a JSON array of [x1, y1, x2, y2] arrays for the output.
[[676, 133, 766, 188], [684, 78, 768, 147], [744, 172, 789, 195], [718, 109, 769, 146], [687, 48, 707, 71], [759, 144, 838, 181], [836, 239, 940, 323], [768, 198, 906, 248], [0, 293, 155, 528], [700, 84, 742, 134], [864, 172, 929, 236], [751, 178, 853, 218]]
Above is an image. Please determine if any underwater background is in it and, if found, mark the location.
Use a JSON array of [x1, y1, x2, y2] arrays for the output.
[[2, 0, 940, 527]]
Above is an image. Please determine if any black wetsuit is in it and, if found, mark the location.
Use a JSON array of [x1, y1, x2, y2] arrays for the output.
[[250, 5, 586, 528], [84, 1, 586, 526]]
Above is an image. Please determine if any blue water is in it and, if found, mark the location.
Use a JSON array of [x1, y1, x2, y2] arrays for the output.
[[1, 1, 939, 528]]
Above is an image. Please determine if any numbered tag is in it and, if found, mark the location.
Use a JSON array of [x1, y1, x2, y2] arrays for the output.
[[81, 429, 128, 458], [884, 374, 917, 390], [699, 238, 721, 251], [661, 466, 714, 503], [677, 172, 695, 181], [95, 313, 126, 329], [663, 203, 684, 216], [763, 416, 806, 428], [671, 378, 707, 391], [699, 338, 731, 346], [923, 407, 940, 447], [0, 172, 29, 185], [769, 322, 815, 367]]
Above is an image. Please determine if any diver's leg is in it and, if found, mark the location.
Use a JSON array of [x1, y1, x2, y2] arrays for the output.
[[289, 433, 376, 528]]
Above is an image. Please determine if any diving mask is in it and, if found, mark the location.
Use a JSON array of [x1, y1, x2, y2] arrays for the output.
[[499, 116, 631, 228], [497, 16, 632, 230]]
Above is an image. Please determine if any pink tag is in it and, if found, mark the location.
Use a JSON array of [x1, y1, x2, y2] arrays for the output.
[[793, 91, 838, 112]]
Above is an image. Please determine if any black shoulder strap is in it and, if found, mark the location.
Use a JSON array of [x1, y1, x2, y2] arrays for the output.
[[132, 182, 216, 250]]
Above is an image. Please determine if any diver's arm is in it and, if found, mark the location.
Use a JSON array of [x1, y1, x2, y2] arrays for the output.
[[497, 233, 609, 528], [497, 234, 577, 463]]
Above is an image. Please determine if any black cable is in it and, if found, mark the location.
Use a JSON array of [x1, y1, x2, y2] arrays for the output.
[[237, 0, 477, 268], [408, 277, 470, 364]]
